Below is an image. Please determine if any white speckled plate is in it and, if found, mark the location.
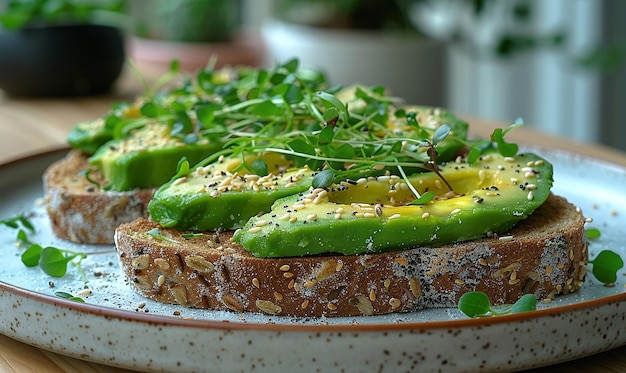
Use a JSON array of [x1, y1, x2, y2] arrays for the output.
[[1, 147, 625, 373]]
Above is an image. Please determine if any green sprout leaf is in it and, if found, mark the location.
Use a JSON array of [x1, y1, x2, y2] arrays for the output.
[[0, 214, 35, 233], [182, 233, 205, 239], [40, 247, 86, 278], [509, 293, 537, 314], [146, 228, 179, 243], [585, 228, 601, 240], [312, 169, 335, 189], [21, 244, 43, 267], [432, 124, 451, 146], [458, 291, 537, 318], [408, 191, 436, 205], [458, 291, 491, 317], [491, 128, 519, 157], [250, 158, 269, 177], [589, 250, 624, 284], [55, 291, 85, 303], [78, 168, 101, 189]]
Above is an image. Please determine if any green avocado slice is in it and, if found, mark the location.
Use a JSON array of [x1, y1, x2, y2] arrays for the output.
[[89, 123, 224, 191], [232, 151, 553, 257], [148, 152, 316, 230]]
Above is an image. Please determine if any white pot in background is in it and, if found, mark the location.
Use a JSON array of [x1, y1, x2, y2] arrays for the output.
[[261, 20, 446, 106]]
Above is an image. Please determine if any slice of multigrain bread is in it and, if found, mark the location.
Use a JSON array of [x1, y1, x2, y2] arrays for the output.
[[114, 194, 588, 317], [44, 150, 154, 244]]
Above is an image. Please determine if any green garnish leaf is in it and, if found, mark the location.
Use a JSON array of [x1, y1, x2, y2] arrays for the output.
[[491, 128, 519, 157], [250, 158, 269, 177], [182, 233, 205, 239], [40, 247, 76, 278], [509, 293, 537, 314], [458, 291, 537, 318], [146, 228, 179, 243], [432, 124, 451, 146], [16, 229, 33, 246], [589, 250, 624, 284], [21, 244, 43, 267], [78, 168, 101, 189], [0, 214, 35, 233], [458, 291, 491, 317], [312, 169, 335, 189], [55, 291, 85, 303], [585, 228, 601, 239], [408, 191, 436, 205], [251, 100, 283, 117]]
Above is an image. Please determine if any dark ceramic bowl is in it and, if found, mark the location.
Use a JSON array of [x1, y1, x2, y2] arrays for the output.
[[0, 24, 125, 96]]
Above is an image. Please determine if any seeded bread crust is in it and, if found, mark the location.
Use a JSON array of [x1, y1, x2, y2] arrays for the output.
[[43, 150, 154, 244], [114, 194, 587, 317]]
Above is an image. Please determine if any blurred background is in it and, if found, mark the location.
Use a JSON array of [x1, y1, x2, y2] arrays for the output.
[[1, 0, 625, 151]]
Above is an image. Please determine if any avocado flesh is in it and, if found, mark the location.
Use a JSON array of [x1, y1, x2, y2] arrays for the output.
[[66, 104, 142, 155], [233, 152, 553, 257], [148, 152, 316, 230], [89, 123, 223, 191]]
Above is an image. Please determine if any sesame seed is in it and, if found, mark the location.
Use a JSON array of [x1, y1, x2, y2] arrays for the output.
[[510, 177, 519, 184], [304, 281, 315, 288], [327, 303, 337, 310], [369, 289, 376, 301], [363, 212, 377, 218], [434, 180, 443, 189], [301, 300, 309, 309], [248, 227, 262, 233], [421, 212, 430, 220], [157, 275, 165, 287], [526, 183, 537, 190], [585, 217, 593, 223], [173, 177, 187, 186], [334, 213, 342, 220], [279, 264, 290, 271], [450, 208, 461, 215], [254, 220, 268, 227], [289, 216, 298, 223], [454, 279, 465, 285], [389, 214, 401, 220], [306, 213, 318, 221], [336, 207, 345, 214], [383, 279, 391, 288], [292, 203, 306, 210], [335, 261, 344, 271], [279, 213, 290, 221], [274, 292, 283, 301], [504, 157, 516, 162], [252, 278, 260, 288], [527, 191, 534, 200], [283, 272, 294, 278]]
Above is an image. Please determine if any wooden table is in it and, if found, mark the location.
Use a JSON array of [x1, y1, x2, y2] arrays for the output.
[[1, 68, 626, 373]]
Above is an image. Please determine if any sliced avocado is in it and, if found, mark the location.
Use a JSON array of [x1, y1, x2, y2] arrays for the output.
[[233, 151, 553, 257], [148, 152, 316, 230], [66, 118, 112, 155], [66, 102, 142, 155], [89, 123, 223, 191]]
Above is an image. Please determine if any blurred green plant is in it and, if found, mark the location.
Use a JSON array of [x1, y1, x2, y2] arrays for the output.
[[0, 0, 125, 30]]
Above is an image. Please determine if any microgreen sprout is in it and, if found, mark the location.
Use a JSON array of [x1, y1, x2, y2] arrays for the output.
[[0, 214, 34, 233], [55, 291, 85, 303], [588, 250, 624, 285], [78, 168, 102, 189], [145, 228, 179, 243], [585, 227, 602, 240], [458, 292, 537, 318], [21, 245, 88, 281], [182, 232, 205, 239]]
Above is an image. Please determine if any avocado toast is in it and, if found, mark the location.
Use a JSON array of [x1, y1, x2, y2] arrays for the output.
[[111, 60, 588, 317]]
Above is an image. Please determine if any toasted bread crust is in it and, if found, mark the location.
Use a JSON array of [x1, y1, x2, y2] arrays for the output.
[[114, 194, 587, 317], [44, 150, 154, 244]]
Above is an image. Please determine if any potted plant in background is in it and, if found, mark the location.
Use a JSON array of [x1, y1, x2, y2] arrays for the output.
[[0, 0, 126, 96], [127, 0, 263, 73], [262, 0, 447, 106]]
